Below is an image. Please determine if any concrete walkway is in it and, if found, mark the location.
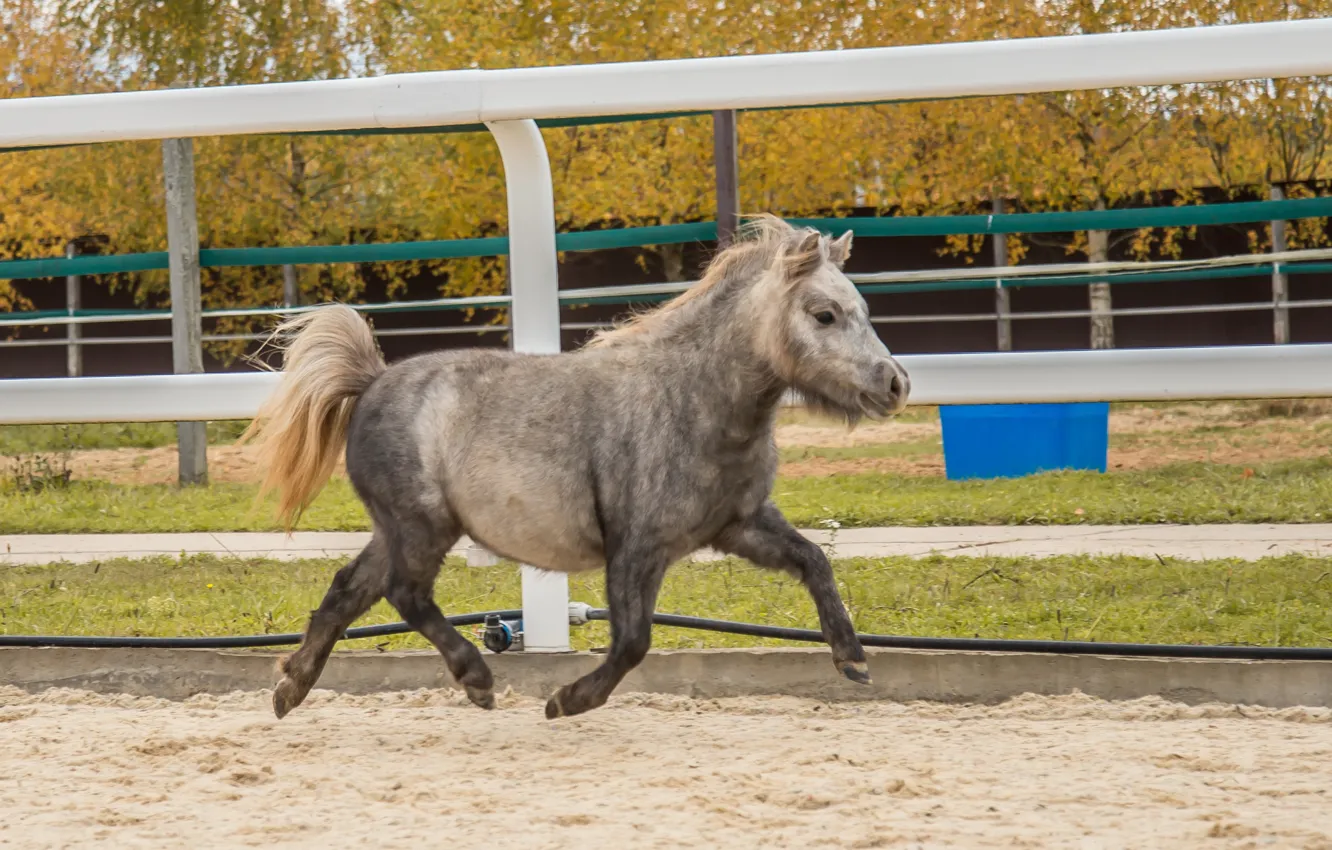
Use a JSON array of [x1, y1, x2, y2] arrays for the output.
[[5, 524, 1332, 565]]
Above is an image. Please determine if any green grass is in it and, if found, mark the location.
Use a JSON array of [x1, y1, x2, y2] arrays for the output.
[[773, 458, 1332, 527], [4, 552, 1332, 651], [0, 421, 249, 454], [3, 458, 1330, 534]]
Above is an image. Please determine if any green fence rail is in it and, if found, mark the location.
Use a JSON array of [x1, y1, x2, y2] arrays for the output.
[[791, 197, 1332, 236], [2, 198, 1329, 283]]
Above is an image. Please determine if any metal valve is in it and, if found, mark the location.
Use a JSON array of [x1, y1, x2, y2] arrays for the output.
[[482, 613, 522, 653]]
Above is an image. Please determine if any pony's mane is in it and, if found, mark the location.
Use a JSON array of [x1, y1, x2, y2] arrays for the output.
[[586, 215, 822, 349]]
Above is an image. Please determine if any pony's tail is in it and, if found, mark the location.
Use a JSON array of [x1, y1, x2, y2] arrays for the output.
[[240, 305, 385, 531]]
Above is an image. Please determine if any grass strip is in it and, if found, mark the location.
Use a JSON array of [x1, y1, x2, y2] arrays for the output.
[[3, 458, 1331, 533], [4, 553, 1331, 653]]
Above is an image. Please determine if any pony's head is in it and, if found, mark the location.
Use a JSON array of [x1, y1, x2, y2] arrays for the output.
[[748, 218, 910, 422], [587, 215, 909, 422]]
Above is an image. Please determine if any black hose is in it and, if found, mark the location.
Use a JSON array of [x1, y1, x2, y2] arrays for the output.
[[5, 607, 1332, 660], [0, 610, 522, 649], [584, 609, 1332, 662]]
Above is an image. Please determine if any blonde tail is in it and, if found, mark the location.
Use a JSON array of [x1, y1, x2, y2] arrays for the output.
[[241, 305, 385, 530]]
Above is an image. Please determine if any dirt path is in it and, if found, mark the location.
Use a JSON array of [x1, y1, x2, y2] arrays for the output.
[[2, 687, 1330, 849]]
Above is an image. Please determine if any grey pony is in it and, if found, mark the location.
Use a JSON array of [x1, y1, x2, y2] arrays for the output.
[[242, 215, 910, 721]]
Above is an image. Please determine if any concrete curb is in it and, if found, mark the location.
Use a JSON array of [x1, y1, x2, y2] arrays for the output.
[[7, 524, 1332, 565], [3, 646, 1330, 709]]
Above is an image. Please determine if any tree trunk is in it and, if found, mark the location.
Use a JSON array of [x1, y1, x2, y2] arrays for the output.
[[1088, 197, 1113, 350], [993, 194, 1011, 352], [282, 264, 300, 308], [659, 243, 686, 282], [284, 140, 307, 309], [1270, 183, 1289, 344], [65, 241, 82, 378]]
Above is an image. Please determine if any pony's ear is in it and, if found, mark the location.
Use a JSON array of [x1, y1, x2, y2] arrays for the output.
[[782, 230, 825, 283], [828, 230, 853, 269]]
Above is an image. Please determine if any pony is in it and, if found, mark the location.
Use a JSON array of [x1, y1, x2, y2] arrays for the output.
[[243, 215, 910, 720]]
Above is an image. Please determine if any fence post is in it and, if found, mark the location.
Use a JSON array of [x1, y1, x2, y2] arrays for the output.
[[712, 109, 740, 247], [1270, 184, 1290, 344], [64, 242, 82, 377], [162, 138, 208, 485], [992, 196, 1012, 352], [485, 118, 570, 653]]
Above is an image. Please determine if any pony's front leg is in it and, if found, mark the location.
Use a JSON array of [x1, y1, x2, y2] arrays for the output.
[[546, 545, 669, 719], [713, 502, 871, 685]]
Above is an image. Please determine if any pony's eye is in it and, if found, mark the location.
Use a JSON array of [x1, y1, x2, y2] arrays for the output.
[[814, 310, 836, 326]]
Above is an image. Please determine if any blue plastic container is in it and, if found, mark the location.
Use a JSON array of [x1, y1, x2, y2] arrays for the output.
[[939, 402, 1109, 480]]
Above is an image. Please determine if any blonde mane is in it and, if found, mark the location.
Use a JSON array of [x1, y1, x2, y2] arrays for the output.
[[586, 215, 822, 349]]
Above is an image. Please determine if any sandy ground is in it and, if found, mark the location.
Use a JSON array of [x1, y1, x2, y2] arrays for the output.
[[2, 687, 1331, 849]]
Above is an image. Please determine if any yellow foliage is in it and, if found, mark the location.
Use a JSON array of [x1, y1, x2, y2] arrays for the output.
[[0, 0, 1329, 329]]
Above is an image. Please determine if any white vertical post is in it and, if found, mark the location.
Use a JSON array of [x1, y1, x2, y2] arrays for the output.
[[485, 118, 570, 653], [162, 137, 208, 485]]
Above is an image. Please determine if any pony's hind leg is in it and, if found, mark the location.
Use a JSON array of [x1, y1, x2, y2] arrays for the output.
[[382, 525, 496, 710], [713, 502, 871, 685], [273, 536, 391, 719]]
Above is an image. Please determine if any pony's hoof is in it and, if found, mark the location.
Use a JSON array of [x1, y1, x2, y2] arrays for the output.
[[272, 677, 307, 719], [840, 660, 872, 686], [545, 691, 566, 720], [465, 686, 496, 710]]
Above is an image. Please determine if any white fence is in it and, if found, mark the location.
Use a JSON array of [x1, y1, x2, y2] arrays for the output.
[[5, 343, 1332, 426], [3, 19, 1332, 652]]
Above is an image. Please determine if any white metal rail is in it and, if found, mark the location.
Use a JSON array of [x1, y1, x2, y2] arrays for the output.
[[3, 18, 1332, 652], [13, 298, 1332, 348], [2, 20, 1331, 147], [5, 344, 1331, 426]]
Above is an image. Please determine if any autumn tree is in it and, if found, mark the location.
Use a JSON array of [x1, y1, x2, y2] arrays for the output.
[[47, 1, 387, 351], [1178, 0, 1332, 214], [6, 0, 1330, 357], [349, 0, 990, 282], [1172, 0, 1332, 341], [0, 0, 109, 310], [999, 0, 1192, 349]]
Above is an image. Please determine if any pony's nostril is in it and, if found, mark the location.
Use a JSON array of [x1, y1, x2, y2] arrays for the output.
[[889, 372, 904, 397]]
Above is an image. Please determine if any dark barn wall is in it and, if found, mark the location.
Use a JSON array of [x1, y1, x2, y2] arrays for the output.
[[4, 214, 1331, 379]]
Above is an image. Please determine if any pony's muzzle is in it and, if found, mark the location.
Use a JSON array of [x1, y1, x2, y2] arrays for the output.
[[871, 358, 910, 414]]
